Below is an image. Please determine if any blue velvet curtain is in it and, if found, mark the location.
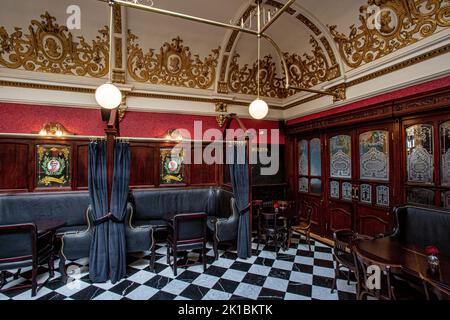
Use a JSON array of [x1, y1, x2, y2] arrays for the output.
[[88, 141, 110, 282], [108, 142, 131, 284], [228, 143, 251, 259]]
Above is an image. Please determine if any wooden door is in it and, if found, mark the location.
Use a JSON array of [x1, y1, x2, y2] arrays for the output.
[[326, 131, 355, 236], [295, 135, 325, 234], [354, 124, 394, 236]]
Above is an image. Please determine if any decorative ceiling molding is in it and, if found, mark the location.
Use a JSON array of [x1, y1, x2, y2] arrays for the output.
[[127, 31, 220, 89], [0, 12, 109, 78], [228, 53, 286, 98], [296, 13, 322, 36], [0, 79, 286, 110], [227, 36, 341, 99], [329, 0, 450, 68]]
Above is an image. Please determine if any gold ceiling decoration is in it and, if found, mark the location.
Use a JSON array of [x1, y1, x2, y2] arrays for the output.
[[329, 0, 450, 68], [285, 37, 341, 88], [0, 12, 109, 77], [228, 53, 286, 98], [227, 36, 340, 99], [127, 31, 220, 89]]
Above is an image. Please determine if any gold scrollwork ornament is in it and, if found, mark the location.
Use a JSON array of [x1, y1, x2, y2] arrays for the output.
[[329, 0, 450, 68], [0, 12, 109, 77], [127, 32, 220, 89]]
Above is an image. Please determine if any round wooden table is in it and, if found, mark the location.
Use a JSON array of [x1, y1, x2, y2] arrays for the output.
[[355, 237, 450, 291]]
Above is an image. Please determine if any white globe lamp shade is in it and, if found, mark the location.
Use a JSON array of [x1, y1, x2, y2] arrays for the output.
[[249, 98, 269, 120], [95, 83, 122, 109]]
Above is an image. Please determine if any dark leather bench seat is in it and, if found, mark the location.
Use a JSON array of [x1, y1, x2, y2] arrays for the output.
[[0, 191, 153, 270], [130, 187, 233, 226], [393, 205, 450, 254]]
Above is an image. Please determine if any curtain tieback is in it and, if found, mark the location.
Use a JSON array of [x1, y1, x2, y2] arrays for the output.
[[93, 212, 125, 226], [238, 203, 250, 215]]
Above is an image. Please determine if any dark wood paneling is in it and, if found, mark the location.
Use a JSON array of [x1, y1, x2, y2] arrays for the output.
[[75, 144, 89, 189], [129, 145, 156, 188], [0, 142, 29, 191], [287, 86, 450, 240], [356, 206, 390, 237], [190, 162, 217, 185]]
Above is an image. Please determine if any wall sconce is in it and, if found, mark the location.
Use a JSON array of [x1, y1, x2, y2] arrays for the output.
[[36, 122, 73, 137], [162, 129, 184, 141]]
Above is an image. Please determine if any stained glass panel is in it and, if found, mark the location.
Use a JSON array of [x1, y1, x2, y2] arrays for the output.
[[299, 140, 309, 176], [440, 121, 450, 186], [310, 138, 321, 177], [310, 178, 322, 194], [330, 181, 339, 198], [376, 185, 389, 206], [360, 184, 372, 204], [299, 177, 309, 193], [342, 182, 352, 201], [359, 131, 389, 181], [407, 188, 435, 206], [330, 135, 352, 178], [406, 124, 433, 183]]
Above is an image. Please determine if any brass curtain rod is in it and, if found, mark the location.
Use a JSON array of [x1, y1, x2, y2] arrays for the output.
[[102, 0, 339, 99]]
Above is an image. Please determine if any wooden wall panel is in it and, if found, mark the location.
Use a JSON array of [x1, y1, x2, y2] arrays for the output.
[[129, 145, 156, 188], [286, 86, 450, 240], [190, 162, 216, 185], [75, 144, 89, 189], [0, 142, 29, 191]]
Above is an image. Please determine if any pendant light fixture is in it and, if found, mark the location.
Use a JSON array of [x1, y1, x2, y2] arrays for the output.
[[95, 0, 122, 110], [248, 1, 269, 120]]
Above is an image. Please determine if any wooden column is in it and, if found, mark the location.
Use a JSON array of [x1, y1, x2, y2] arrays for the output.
[[105, 108, 119, 210]]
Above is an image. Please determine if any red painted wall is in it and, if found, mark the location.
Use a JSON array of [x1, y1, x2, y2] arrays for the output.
[[0, 103, 284, 143], [287, 75, 450, 126]]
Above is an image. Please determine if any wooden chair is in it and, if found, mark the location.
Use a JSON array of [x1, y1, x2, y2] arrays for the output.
[[287, 206, 313, 251], [331, 229, 358, 293], [353, 246, 427, 300], [0, 223, 54, 297], [421, 276, 450, 300], [353, 245, 399, 300], [166, 213, 207, 276]]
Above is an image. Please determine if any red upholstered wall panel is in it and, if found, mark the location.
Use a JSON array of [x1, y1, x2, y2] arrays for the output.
[[0, 103, 284, 143]]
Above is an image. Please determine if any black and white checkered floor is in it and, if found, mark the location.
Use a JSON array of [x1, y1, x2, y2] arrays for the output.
[[0, 235, 357, 300]]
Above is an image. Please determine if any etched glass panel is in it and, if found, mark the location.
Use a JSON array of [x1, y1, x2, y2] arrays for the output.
[[407, 188, 435, 206], [376, 185, 389, 206], [359, 131, 389, 181], [442, 191, 450, 209], [298, 140, 309, 176], [310, 138, 321, 177], [299, 177, 309, 193], [310, 178, 322, 194], [330, 135, 352, 178], [440, 121, 450, 186], [406, 124, 433, 183], [342, 182, 352, 201], [330, 180, 339, 198], [360, 184, 372, 204]]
